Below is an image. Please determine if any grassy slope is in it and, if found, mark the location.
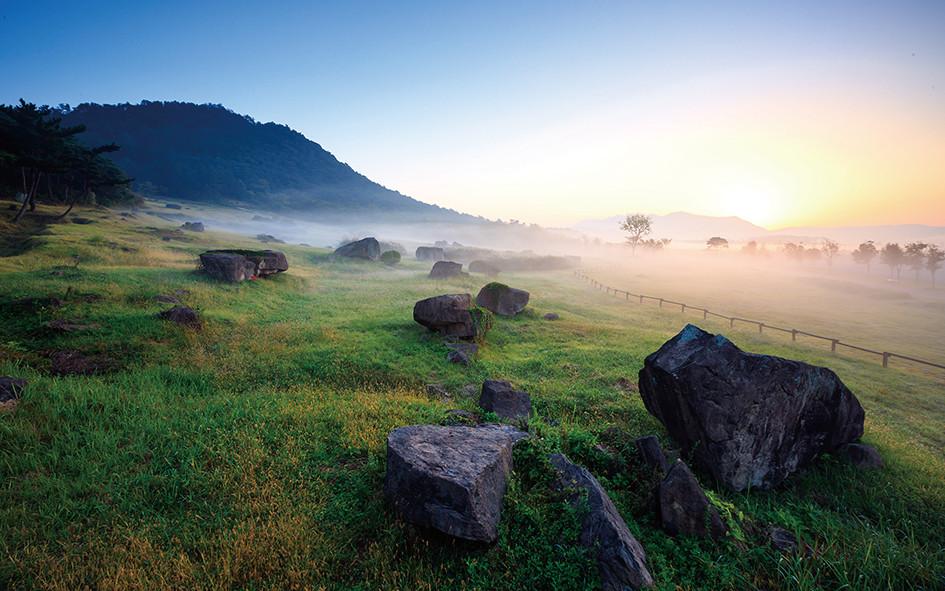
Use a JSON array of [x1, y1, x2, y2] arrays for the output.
[[0, 204, 943, 590]]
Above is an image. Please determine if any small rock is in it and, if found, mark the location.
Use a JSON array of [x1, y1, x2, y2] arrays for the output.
[[71, 217, 93, 224], [615, 378, 637, 393], [658, 460, 727, 540], [426, 384, 451, 399], [475, 282, 530, 316], [768, 527, 798, 553], [635, 435, 670, 475], [157, 306, 201, 329], [447, 349, 471, 366], [0, 377, 27, 404], [542, 312, 560, 320], [461, 384, 480, 398], [45, 319, 99, 333], [165, 203, 182, 209], [335, 237, 380, 260], [837, 443, 884, 469], [180, 221, 205, 232], [444, 409, 480, 425], [550, 454, 654, 590], [384, 424, 526, 542], [429, 261, 465, 279], [479, 380, 532, 421], [415, 246, 445, 261], [49, 350, 115, 376]]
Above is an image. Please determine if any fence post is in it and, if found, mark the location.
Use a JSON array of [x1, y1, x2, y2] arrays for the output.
[[791, 329, 797, 342], [882, 352, 889, 368], [625, 292, 629, 300], [681, 304, 686, 314], [831, 339, 838, 353], [659, 298, 663, 308], [758, 322, 763, 334], [639, 295, 643, 304], [703, 309, 707, 320], [730, 317, 735, 328]]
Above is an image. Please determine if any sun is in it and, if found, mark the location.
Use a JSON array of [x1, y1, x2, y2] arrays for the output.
[[719, 177, 784, 227]]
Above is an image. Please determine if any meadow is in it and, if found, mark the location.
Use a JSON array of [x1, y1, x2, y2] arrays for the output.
[[1, 203, 943, 590]]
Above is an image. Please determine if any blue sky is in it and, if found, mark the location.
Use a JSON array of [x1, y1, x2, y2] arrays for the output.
[[3, 1, 944, 227]]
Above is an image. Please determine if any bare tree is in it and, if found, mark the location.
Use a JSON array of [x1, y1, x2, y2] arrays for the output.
[[619, 214, 652, 256], [927, 245, 944, 288], [852, 241, 878, 273]]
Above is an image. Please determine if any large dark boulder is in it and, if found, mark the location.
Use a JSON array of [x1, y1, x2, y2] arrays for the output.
[[384, 424, 526, 543], [658, 460, 727, 540], [416, 246, 445, 261], [475, 282, 530, 316], [429, 261, 465, 279], [0, 377, 27, 404], [335, 237, 380, 260], [479, 380, 532, 421], [550, 454, 654, 590], [199, 250, 288, 282], [413, 293, 488, 339], [639, 324, 865, 491]]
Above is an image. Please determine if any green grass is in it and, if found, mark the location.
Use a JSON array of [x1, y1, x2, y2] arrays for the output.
[[1, 203, 943, 590]]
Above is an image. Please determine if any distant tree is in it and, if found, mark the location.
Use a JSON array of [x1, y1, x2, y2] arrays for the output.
[[619, 213, 652, 255], [851, 240, 878, 273], [783, 242, 804, 261], [880, 243, 905, 279], [380, 250, 401, 265], [741, 240, 758, 255], [904, 242, 929, 282], [821, 239, 839, 268], [926, 245, 944, 288], [706, 236, 729, 250], [640, 238, 671, 251]]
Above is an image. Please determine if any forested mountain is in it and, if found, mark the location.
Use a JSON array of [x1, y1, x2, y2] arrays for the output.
[[63, 101, 471, 221]]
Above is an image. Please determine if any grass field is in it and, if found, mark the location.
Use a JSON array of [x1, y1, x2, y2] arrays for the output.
[[1, 203, 943, 590]]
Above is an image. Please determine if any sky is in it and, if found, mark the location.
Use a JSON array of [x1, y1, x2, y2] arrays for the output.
[[2, 0, 944, 229]]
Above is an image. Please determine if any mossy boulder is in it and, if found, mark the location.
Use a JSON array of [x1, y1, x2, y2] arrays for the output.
[[475, 282, 530, 316]]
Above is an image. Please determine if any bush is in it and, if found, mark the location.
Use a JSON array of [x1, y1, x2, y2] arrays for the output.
[[380, 250, 401, 265]]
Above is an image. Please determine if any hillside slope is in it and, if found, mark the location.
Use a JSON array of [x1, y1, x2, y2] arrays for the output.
[[63, 101, 471, 222]]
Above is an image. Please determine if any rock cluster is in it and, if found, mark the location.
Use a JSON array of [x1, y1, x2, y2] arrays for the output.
[[200, 250, 288, 282], [639, 324, 865, 491]]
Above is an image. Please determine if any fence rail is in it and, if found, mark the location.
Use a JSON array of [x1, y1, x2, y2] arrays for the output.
[[575, 270, 945, 374]]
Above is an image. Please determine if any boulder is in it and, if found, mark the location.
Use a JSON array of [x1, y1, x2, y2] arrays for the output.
[[416, 246, 446, 261], [200, 250, 288, 282], [448, 349, 471, 366], [639, 324, 865, 491], [768, 527, 798, 553], [550, 454, 654, 590], [384, 424, 526, 542], [49, 350, 115, 376], [837, 443, 883, 469], [658, 460, 727, 540], [635, 435, 669, 475], [479, 380, 531, 421], [475, 282, 530, 316], [429, 261, 465, 279], [413, 293, 485, 339], [0, 377, 27, 404], [157, 305, 201, 329], [469, 260, 501, 276], [335, 237, 380, 260], [446, 342, 478, 366], [180, 221, 204, 232], [45, 319, 99, 333], [542, 312, 560, 320], [256, 233, 286, 244]]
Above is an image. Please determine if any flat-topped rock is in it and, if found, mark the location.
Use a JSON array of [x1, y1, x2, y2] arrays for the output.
[[429, 260, 465, 279], [550, 454, 654, 590], [479, 380, 532, 421], [335, 237, 380, 260], [416, 246, 445, 261], [639, 324, 865, 491], [475, 282, 530, 316], [384, 424, 526, 542]]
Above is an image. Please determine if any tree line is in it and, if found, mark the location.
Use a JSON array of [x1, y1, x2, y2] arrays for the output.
[[0, 100, 132, 222]]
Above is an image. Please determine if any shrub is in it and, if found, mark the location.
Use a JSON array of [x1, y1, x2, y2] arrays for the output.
[[380, 250, 401, 265]]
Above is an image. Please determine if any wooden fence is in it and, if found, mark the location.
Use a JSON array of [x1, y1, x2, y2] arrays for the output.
[[574, 271, 945, 374]]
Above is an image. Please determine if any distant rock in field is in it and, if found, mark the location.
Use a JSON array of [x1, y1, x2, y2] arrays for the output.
[[837, 443, 883, 469], [768, 527, 798, 553], [45, 319, 99, 333], [479, 380, 531, 421], [469, 260, 500, 276], [542, 312, 560, 320], [429, 261, 465, 279], [154, 294, 181, 304], [199, 250, 288, 282], [384, 424, 526, 542], [180, 221, 205, 232], [335, 237, 380, 260], [413, 293, 487, 340], [475, 282, 529, 316], [251, 214, 272, 221], [8, 296, 63, 313], [635, 435, 669, 475], [550, 454, 654, 590], [415, 246, 445, 261], [0, 377, 27, 404], [639, 324, 865, 491], [165, 203, 182, 209], [658, 460, 727, 540], [71, 217, 94, 224], [49, 350, 115, 376], [256, 233, 285, 244], [158, 305, 201, 329]]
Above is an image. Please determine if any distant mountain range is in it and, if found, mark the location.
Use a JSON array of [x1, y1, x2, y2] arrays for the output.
[[63, 101, 472, 222], [574, 212, 945, 246]]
